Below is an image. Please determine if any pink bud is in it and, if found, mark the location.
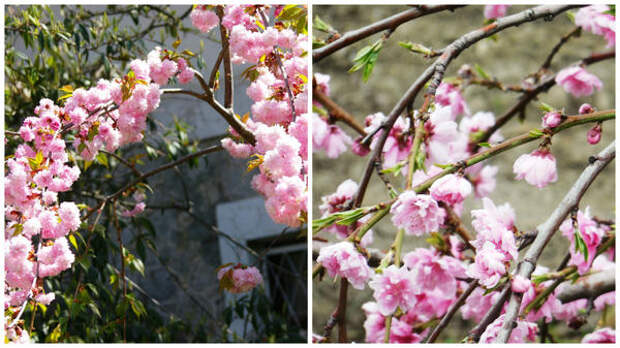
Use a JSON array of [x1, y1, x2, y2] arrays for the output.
[[541, 111, 562, 128], [511, 275, 531, 293], [579, 103, 594, 114], [587, 124, 602, 145], [351, 137, 370, 156]]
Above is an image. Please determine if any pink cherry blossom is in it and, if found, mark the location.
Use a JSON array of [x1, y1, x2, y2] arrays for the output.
[[470, 197, 518, 261], [368, 265, 418, 316], [479, 314, 538, 343], [390, 190, 442, 236], [190, 6, 219, 33], [312, 114, 353, 158], [316, 241, 372, 290], [484, 5, 510, 19], [469, 165, 498, 198], [217, 265, 263, 294], [429, 173, 472, 205], [461, 287, 501, 323], [559, 207, 605, 274], [582, 328, 616, 343], [436, 82, 469, 118], [467, 241, 507, 288], [513, 149, 558, 188], [319, 179, 358, 238], [555, 66, 603, 98], [575, 5, 615, 47]]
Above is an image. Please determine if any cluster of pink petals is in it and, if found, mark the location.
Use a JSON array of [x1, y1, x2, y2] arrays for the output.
[[313, 114, 353, 158], [468, 198, 517, 287], [424, 106, 469, 166], [189, 6, 308, 227], [190, 5, 219, 33], [318, 179, 358, 238], [555, 66, 603, 98], [484, 5, 510, 19], [436, 82, 469, 118], [369, 265, 418, 316], [366, 113, 413, 169], [479, 314, 537, 343], [390, 190, 443, 236], [582, 328, 616, 343], [429, 173, 472, 205], [461, 287, 502, 323], [587, 124, 602, 145], [559, 207, 606, 274], [575, 5, 615, 48], [459, 111, 504, 144], [316, 241, 372, 290], [362, 302, 425, 343], [217, 264, 263, 294], [513, 149, 558, 188]]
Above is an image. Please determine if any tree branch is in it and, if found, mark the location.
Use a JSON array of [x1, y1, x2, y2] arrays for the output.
[[312, 79, 367, 136], [556, 269, 615, 303], [313, 5, 465, 62], [495, 141, 615, 343]]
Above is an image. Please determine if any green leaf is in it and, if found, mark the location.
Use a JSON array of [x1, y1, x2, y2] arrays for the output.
[[68, 234, 78, 251], [78, 23, 89, 43], [95, 152, 108, 168], [313, 15, 334, 33], [398, 41, 432, 56], [538, 101, 555, 113], [478, 142, 491, 148], [528, 128, 544, 138], [474, 64, 491, 80]]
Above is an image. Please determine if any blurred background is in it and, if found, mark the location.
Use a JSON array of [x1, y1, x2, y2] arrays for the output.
[[312, 5, 615, 342], [5, 5, 306, 342]]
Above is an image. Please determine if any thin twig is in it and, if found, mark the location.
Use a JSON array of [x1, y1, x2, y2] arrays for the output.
[[425, 279, 479, 343], [313, 80, 366, 136]]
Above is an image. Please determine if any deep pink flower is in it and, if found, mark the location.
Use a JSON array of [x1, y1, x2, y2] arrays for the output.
[[390, 190, 442, 236], [579, 103, 595, 114], [542, 111, 562, 128], [582, 328, 616, 343], [317, 241, 372, 290], [513, 149, 558, 188], [429, 173, 472, 205], [555, 66, 603, 98], [587, 124, 602, 144], [484, 5, 510, 19], [368, 265, 418, 316]]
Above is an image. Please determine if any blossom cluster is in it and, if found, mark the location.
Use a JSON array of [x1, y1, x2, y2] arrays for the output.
[[194, 5, 309, 228], [216, 264, 263, 294], [313, 6, 614, 342]]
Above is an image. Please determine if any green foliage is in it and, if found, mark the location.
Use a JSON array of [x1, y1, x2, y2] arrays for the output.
[[349, 39, 383, 82]]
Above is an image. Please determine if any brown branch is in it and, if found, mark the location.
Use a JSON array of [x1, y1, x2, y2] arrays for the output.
[[556, 269, 615, 303], [215, 6, 233, 109], [425, 279, 479, 343], [312, 79, 367, 136], [111, 200, 127, 342], [495, 141, 615, 343], [539, 27, 582, 71], [313, 5, 465, 62], [208, 49, 225, 91], [440, 202, 475, 252]]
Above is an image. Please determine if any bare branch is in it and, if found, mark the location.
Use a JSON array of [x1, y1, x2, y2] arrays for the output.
[[556, 269, 615, 303]]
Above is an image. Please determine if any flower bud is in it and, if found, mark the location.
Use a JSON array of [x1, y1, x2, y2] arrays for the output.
[[587, 124, 602, 145], [579, 103, 594, 114], [541, 111, 562, 128]]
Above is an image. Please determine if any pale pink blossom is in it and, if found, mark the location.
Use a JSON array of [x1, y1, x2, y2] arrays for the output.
[[471, 197, 518, 261], [513, 149, 558, 188], [217, 264, 263, 294], [575, 5, 615, 47], [436, 82, 469, 118], [312, 114, 352, 158], [511, 275, 531, 293], [560, 207, 605, 274], [317, 241, 372, 290], [555, 66, 603, 98], [319, 179, 358, 238], [484, 5, 510, 19], [264, 176, 306, 227], [368, 265, 418, 316], [467, 241, 507, 288], [34, 292, 56, 305], [470, 165, 498, 198], [429, 173, 472, 205], [479, 314, 537, 343], [461, 287, 501, 323], [390, 190, 442, 236], [582, 328, 616, 343], [190, 6, 219, 33]]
